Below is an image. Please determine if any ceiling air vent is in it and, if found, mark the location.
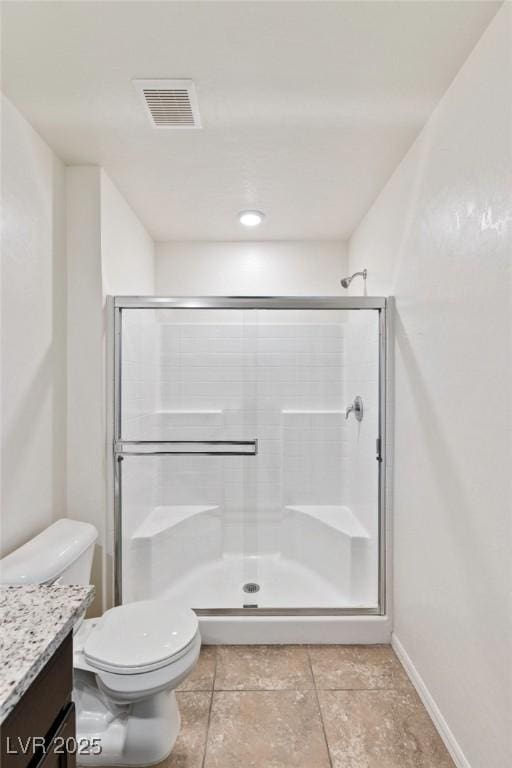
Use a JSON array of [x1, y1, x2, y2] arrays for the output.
[[133, 79, 201, 129]]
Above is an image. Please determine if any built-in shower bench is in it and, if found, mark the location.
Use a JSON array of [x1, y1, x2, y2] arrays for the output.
[[284, 504, 369, 539], [132, 505, 220, 542]]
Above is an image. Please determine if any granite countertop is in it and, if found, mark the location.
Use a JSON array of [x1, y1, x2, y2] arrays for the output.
[[0, 584, 95, 722]]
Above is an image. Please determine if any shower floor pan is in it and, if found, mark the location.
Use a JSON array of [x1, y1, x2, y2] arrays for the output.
[[160, 552, 354, 609], [153, 553, 388, 645], [124, 503, 389, 643]]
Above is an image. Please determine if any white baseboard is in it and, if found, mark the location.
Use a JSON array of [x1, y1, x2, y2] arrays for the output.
[[391, 634, 470, 768]]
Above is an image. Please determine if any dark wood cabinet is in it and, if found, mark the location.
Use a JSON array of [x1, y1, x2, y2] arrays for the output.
[[33, 703, 76, 768], [1, 633, 75, 768]]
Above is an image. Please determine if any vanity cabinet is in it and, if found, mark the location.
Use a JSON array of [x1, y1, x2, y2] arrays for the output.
[[1, 633, 75, 768]]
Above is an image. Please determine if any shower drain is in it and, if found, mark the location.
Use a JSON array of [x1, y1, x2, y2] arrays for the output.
[[243, 582, 260, 594]]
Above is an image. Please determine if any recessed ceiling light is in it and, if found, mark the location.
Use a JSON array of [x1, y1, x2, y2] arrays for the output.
[[238, 210, 264, 227]]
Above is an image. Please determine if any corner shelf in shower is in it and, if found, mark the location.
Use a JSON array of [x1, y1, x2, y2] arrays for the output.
[[285, 505, 369, 539], [132, 504, 220, 542]]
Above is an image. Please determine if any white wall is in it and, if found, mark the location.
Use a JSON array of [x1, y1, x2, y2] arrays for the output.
[[66, 166, 105, 613], [348, 6, 512, 767], [66, 166, 154, 613], [0, 95, 67, 556], [155, 241, 347, 295], [100, 171, 154, 296]]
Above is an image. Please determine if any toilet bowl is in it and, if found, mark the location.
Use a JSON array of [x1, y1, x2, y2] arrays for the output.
[[0, 519, 201, 766], [74, 600, 200, 766]]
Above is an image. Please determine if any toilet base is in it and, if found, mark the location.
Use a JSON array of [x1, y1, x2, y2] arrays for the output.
[[75, 673, 180, 767]]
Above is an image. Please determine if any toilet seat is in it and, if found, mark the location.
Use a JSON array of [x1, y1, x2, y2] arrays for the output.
[[84, 599, 199, 675]]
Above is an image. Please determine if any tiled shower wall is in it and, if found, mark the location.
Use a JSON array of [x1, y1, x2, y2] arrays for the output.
[[121, 309, 378, 540]]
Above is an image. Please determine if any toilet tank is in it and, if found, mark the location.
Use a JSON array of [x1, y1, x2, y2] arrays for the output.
[[0, 519, 98, 586]]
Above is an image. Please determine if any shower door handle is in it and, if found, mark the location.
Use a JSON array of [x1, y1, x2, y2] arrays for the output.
[[114, 439, 258, 456]]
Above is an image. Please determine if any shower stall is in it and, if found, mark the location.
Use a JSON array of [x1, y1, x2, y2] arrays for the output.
[[111, 296, 389, 643]]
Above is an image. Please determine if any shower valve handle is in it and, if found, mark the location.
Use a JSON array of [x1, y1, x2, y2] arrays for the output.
[[345, 396, 363, 422]]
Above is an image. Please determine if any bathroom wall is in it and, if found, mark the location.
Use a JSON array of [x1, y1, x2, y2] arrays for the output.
[[348, 6, 512, 767], [0, 95, 67, 556], [100, 171, 154, 295], [155, 241, 347, 295], [66, 166, 104, 614], [66, 167, 154, 613]]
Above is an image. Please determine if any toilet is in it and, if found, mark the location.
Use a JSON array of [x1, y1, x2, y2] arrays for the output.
[[0, 519, 201, 766]]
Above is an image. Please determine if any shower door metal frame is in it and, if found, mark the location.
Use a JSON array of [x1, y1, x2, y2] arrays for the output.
[[111, 296, 388, 616]]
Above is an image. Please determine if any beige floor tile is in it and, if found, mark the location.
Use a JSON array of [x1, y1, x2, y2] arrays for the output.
[[159, 691, 212, 768], [204, 690, 331, 768], [319, 689, 455, 768], [177, 646, 217, 691], [309, 644, 412, 690], [215, 644, 314, 690]]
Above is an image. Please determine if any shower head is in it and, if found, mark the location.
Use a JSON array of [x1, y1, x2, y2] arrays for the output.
[[340, 269, 367, 289]]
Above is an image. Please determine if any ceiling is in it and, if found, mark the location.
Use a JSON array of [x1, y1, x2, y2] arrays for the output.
[[1, 1, 501, 242]]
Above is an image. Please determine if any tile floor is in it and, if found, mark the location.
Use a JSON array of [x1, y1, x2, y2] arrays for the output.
[[157, 644, 455, 768]]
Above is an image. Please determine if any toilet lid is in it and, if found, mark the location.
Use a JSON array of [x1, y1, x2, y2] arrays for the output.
[[84, 600, 199, 674]]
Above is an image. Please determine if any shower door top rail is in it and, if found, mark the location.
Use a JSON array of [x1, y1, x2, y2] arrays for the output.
[[113, 295, 387, 310]]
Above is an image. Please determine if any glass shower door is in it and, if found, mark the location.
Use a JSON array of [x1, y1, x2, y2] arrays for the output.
[[249, 307, 381, 609], [114, 299, 384, 613], [116, 307, 260, 609]]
